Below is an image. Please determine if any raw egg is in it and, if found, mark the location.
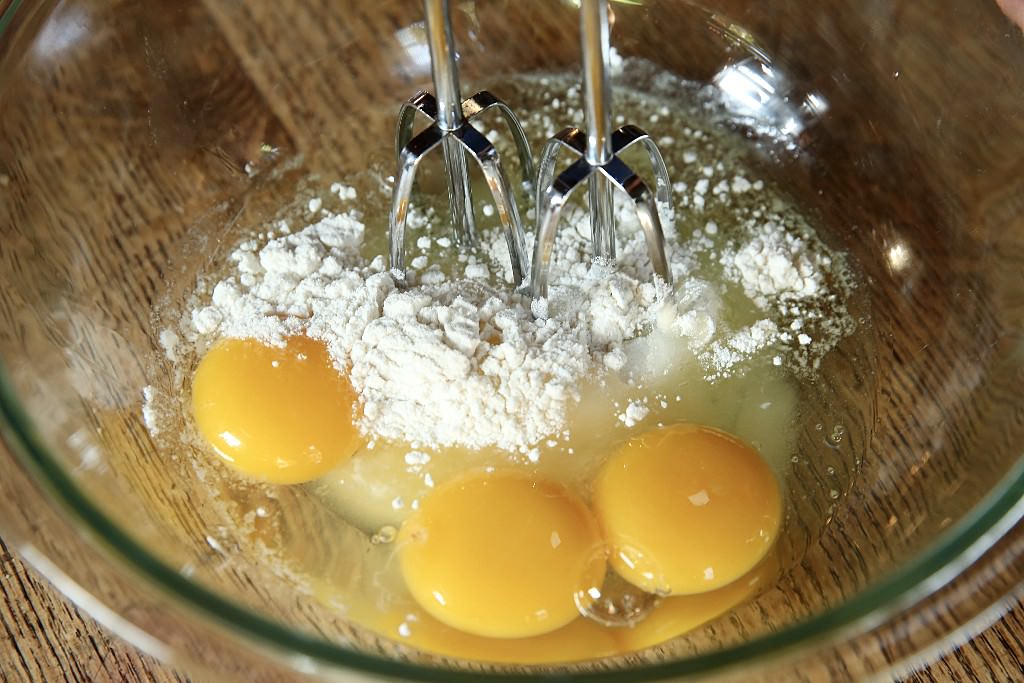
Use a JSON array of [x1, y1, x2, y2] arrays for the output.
[[352, 601, 620, 664], [593, 424, 781, 595], [614, 552, 779, 652], [397, 470, 607, 639], [191, 336, 362, 484]]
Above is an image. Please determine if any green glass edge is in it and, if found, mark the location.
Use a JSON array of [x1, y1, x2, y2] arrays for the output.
[[0, 0, 24, 36], [1, 0, 1020, 676], [1, 360, 1022, 682]]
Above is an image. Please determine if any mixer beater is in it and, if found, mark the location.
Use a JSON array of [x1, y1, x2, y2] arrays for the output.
[[390, 0, 673, 312], [386, 0, 673, 627], [529, 0, 674, 303], [389, 0, 534, 286]]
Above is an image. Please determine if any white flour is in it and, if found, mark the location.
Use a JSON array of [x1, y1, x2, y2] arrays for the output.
[[182, 190, 673, 452], [160, 67, 857, 455], [169, 173, 850, 454], [723, 221, 825, 306]]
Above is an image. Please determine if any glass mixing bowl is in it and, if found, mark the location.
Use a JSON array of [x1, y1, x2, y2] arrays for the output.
[[1, 0, 1023, 680]]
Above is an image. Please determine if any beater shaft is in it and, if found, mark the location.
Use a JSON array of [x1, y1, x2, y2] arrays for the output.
[[581, 0, 616, 260], [529, 0, 674, 303], [424, 0, 476, 246], [389, 0, 534, 288]]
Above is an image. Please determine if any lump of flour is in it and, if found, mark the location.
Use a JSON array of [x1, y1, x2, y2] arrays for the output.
[[172, 171, 854, 453], [179, 192, 679, 453]]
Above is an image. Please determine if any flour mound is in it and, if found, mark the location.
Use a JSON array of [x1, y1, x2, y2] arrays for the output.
[[177, 162, 853, 452], [182, 193, 682, 452]]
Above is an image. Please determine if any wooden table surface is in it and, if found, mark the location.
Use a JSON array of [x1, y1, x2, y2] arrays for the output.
[[2, 0, 1024, 681], [0, 535, 1021, 682]]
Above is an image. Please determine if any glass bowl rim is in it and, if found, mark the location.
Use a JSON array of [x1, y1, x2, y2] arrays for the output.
[[2, 1, 1023, 677], [1, 362, 1023, 680], [0, 0, 21, 36]]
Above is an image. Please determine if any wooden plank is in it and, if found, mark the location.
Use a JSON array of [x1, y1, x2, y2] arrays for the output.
[[1, 0, 1023, 680], [0, 538, 189, 683], [2, 537, 1022, 682]]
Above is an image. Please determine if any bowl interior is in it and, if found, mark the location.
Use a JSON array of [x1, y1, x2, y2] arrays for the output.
[[1, 0, 1024, 678]]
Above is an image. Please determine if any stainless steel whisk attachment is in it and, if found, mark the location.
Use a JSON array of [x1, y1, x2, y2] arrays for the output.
[[529, 0, 674, 302], [390, 0, 534, 287]]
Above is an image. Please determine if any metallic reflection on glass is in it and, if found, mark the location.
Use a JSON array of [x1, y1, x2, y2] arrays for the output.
[[886, 240, 912, 272], [712, 57, 829, 150], [31, 5, 91, 59], [394, 23, 433, 78]]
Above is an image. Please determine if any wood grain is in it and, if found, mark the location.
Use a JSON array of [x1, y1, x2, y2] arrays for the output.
[[1, 0, 1024, 681], [2, 531, 1022, 682], [0, 538, 188, 683]]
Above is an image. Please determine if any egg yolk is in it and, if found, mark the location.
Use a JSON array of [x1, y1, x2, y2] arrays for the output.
[[191, 336, 362, 484], [593, 424, 781, 595], [615, 552, 779, 652], [351, 602, 620, 664], [397, 470, 607, 639]]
